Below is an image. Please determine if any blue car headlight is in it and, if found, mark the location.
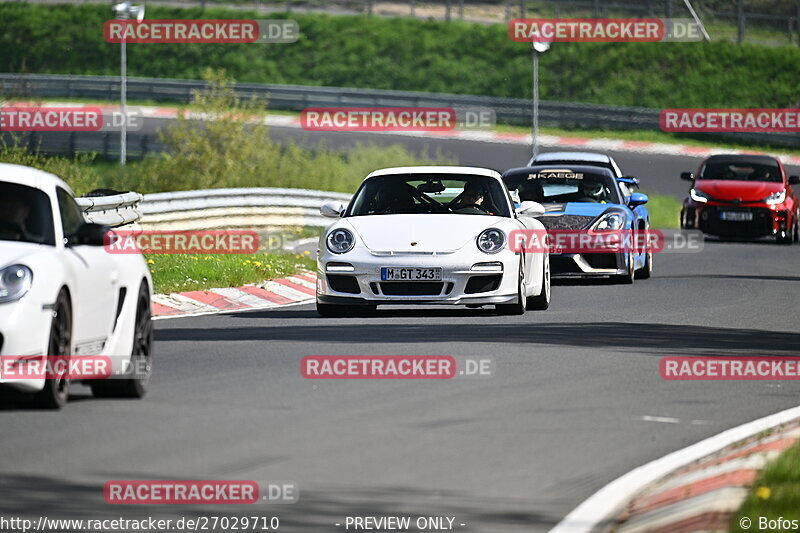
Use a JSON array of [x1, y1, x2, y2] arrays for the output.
[[591, 211, 626, 231], [0, 264, 33, 304]]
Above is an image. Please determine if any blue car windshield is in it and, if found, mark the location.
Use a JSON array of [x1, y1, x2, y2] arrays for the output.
[[504, 169, 622, 204]]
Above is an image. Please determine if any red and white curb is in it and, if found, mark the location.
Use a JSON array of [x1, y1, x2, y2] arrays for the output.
[[24, 101, 800, 166], [151, 271, 316, 319], [550, 406, 800, 533]]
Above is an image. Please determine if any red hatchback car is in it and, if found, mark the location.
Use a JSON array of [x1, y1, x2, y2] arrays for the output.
[[680, 154, 800, 244]]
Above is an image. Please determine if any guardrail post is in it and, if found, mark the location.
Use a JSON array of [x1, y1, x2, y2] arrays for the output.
[[797, 1, 800, 47], [409, 0, 415, 17], [519, 0, 525, 18], [366, 0, 372, 15], [592, 0, 599, 17], [68, 132, 76, 156], [103, 132, 110, 160], [458, 0, 463, 19], [737, 0, 745, 43], [141, 135, 149, 157], [445, 0, 451, 21]]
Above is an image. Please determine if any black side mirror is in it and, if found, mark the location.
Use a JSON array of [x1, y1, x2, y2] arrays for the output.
[[67, 223, 109, 246], [680, 172, 694, 181], [789, 175, 800, 185]]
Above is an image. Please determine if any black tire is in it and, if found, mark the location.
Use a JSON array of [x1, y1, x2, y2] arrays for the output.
[[526, 254, 550, 310], [496, 263, 527, 316], [635, 231, 653, 280], [611, 250, 635, 285], [33, 290, 72, 409], [91, 281, 153, 399]]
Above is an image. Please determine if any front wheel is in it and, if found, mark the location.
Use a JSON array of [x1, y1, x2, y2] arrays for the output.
[[91, 281, 153, 399], [611, 250, 635, 285], [496, 264, 527, 316], [526, 255, 550, 310], [33, 290, 72, 409]]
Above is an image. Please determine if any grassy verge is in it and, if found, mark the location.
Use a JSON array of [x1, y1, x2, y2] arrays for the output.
[[146, 250, 316, 294], [730, 440, 800, 533], [644, 194, 682, 229], [3, 4, 800, 108]]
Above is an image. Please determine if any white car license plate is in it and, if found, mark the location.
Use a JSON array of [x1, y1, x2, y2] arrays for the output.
[[381, 267, 442, 281], [720, 211, 753, 221]]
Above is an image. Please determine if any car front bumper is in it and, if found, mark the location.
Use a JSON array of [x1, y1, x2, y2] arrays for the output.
[[316, 248, 520, 306], [550, 252, 628, 278], [681, 201, 791, 238], [0, 295, 53, 393]]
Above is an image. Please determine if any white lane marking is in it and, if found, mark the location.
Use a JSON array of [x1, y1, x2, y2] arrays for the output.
[[639, 415, 681, 424], [550, 405, 800, 533]]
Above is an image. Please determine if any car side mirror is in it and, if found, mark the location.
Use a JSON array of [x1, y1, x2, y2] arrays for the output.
[[320, 201, 345, 218], [67, 222, 109, 246], [680, 172, 694, 181], [517, 201, 545, 217], [628, 193, 649, 208], [789, 175, 800, 185]]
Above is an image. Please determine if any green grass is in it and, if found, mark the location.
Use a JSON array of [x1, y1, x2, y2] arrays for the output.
[[643, 193, 682, 229], [730, 440, 800, 533], [146, 250, 316, 294]]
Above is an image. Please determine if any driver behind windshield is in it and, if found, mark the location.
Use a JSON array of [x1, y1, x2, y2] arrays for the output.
[[453, 182, 488, 214], [0, 194, 32, 242]]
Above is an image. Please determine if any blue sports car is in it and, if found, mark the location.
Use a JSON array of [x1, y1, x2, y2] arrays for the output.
[[502, 164, 652, 283]]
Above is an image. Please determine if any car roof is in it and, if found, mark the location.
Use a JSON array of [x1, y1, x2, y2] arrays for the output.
[[503, 164, 616, 177], [530, 152, 612, 164], [704, 154, 779, 164], [365, 166, 503, 180], [0, 162, 73, 196]]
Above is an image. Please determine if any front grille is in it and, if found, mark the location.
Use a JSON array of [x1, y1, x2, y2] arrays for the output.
[[538, 215, 596, 230], [701, 206, 772, 237], [550, 256, 583, 274], [327, 275, 361, 294], [380, 282, 444, 296], [465, 275, 502, 294], [583, 253, 618, 269]]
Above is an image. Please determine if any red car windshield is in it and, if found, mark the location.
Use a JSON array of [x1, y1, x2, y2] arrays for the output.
[[699, 161, 782, 183]]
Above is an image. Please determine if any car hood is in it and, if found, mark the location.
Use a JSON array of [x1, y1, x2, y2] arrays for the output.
[[347, 214, 505, 252], [0, 241, 53, 267], [694, 180, 784, 202], [536, 202, 614, 230]]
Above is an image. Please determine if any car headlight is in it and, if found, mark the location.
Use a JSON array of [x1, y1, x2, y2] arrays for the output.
[[591, 211, 626, 231], [326, 228, 355, 254], [477, 228, 506, 254], [763, 190, 786, 205], [690, 188, 710, 203], [0, 265, 33, 304]]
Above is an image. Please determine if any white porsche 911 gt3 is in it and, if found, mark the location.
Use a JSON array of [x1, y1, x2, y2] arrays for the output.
[[0, 163, 153, 408], [316, 166, 550, 316]]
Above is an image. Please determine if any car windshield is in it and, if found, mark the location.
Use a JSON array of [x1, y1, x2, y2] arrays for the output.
[[699, 161, 781, 183], [0, 182, 56, 245], [347, 174, 511, 217], [504, 169, 622, 204]]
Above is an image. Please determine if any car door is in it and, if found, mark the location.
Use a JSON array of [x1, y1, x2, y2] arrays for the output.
[[56, 187, 119, 355]]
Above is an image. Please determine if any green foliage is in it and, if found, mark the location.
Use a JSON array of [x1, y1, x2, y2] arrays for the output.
[[0, 137, 104, 193], [3, 4, 800, 108]]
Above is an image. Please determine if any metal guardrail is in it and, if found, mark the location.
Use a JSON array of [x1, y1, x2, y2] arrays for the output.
[[76, 191, 144, 227], [0, 74, 800, 148], [1, 73, 797, 150], [140, 187, 351, 228]]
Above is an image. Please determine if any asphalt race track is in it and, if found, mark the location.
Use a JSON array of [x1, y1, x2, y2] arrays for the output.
[[1, 124, 800, 532]]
